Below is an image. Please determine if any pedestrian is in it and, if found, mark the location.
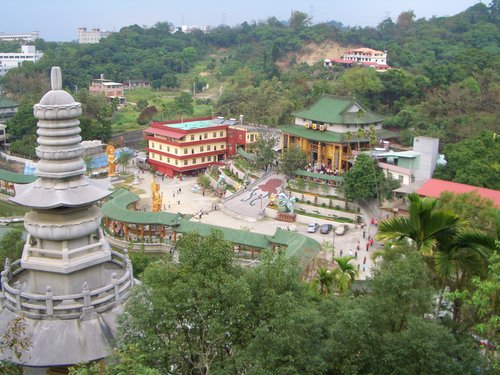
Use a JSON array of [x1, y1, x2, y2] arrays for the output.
[[365, 242, 369, 251], [349, 249, 353, 257], [362, 230, 366, 239], [371, 217, 375, 225], [177, 200, 180, 205], [173, 192, 175, 198], [356, 241, 360, 251], [375, 220, 378, 228], [202, 190, 205, 196], [370, 238, 374, 248], [368, 234, 371, 241], [357, 264, 360, 271], [355, 251, 358, 258], [168, 202, 171, 208], [178, 188, 182, 194], [363, 256, 366, 264], [340, 249, 343, 257], [362, 264, 366, 272]]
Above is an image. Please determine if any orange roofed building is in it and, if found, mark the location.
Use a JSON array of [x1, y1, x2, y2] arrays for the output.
[[417, 178, 500, 207]]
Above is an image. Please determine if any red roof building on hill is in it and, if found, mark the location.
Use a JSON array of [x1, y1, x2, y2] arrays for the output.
[[416, 178, 500, 207]]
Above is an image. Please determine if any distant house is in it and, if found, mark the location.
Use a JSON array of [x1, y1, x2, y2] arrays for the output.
[[324, 47, 392, 72], [89, 74, 126, 104], [0, 96, 18, 120]]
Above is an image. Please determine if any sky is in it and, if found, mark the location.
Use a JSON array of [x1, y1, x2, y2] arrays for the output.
[[2, 0, 484, 42]]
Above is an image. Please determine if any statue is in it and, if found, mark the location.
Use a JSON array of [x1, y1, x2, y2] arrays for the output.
[[151, 180, 162, 212], [217, 174, 226, 186], [106, 144, 117, 177], [277, 192, 296, 214]]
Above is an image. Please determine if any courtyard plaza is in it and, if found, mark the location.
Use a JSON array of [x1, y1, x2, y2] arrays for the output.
[[119, 162, 380, 280]]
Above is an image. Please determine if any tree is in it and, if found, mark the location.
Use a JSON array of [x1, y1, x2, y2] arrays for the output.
[[117, 230, 247, 373], [436, 191, 498, 236], [173, 92, 194, 116], [339, 67, 383, 104], [117, 151, 131, 173], [312, 267, 334, 296], [280, 145, 307, 178], [0, 228, 24, 271], [433, 131, 500, 190], [332, 256, 358, 294], [253, 135, 277, 171], [376, 193, 460, 256], [340, 154, 386, 202]]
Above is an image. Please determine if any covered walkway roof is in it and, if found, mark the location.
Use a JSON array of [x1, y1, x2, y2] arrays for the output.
[[102, 188, 321, 268]]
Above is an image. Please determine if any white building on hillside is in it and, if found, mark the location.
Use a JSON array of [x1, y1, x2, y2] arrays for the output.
[[0, 45, 43, 76], [78, 27, 113, 43], [343, 48, 387, 65], [0, 31, 40, 42]]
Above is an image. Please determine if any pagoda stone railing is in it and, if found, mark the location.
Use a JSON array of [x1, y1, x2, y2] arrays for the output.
[[0, 251, 134, 320]]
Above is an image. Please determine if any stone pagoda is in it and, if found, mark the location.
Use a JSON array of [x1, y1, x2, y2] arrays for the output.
[[0, 67, 133, 370]]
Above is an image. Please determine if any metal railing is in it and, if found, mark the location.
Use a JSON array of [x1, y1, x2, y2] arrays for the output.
[[0, 250, 134, 320]]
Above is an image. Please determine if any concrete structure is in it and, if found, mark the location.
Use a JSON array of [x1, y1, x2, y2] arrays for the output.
[[374, 137, 439, 185], [0, 45, 44, 76], [78, 27, 113, 44], [144, 117, 258, 177], [0, 96, 18, 120], [0, 32, 40, 42], [0, 67, 133, 370], [281, 95, 396, 172], [89, 74, 125, 104]]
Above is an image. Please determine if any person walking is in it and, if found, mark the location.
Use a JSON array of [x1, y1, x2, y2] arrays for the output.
[[365, 242, 369, 251], [349, 249, 353, 257], [363, 256, 366, 265]]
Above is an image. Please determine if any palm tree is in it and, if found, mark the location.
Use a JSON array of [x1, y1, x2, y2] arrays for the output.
[[432, 228, 494, 327], [314, 267, 335, 296], [376, 193, 460, 256], [368, 125, 378, 150], [376, 193, 496, 327], [345, 131, 353, 154], [356, 126, 366, 152], [332, 256, 358, 294]]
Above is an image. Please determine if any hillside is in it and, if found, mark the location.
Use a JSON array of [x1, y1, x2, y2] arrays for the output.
[[276, 40, 353, 68]]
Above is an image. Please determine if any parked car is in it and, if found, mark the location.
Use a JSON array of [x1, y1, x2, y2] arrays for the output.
[[320, 224, 334, 234], [307, 223, 319, 233], [335, 224, 348, 235]]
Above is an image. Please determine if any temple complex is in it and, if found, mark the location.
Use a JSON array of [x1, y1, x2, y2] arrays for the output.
[[281, 95, 396, 172], [0, 67, 133, 371]]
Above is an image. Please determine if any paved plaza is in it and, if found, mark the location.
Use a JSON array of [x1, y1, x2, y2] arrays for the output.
[[122, 165, 380, 280]]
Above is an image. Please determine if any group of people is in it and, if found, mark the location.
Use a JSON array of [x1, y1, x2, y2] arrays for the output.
[[305, 163, 344, 176]]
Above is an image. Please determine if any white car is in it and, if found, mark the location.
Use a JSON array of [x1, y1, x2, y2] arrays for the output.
[[335, 224, 348, 235], [307, 223, 319, 233]]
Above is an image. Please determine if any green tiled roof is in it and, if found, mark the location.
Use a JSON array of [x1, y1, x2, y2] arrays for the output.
[[296, 170, 344, 182], [271, 228, 321, 266], [0, 169, 37, 184], [177, 221, 271, 249], [102, 188, 321, 269], [0, 97, 17, 109], [102, 188, 187, 225], [292, 95, 384, 125], [282, 125, 398, 143]]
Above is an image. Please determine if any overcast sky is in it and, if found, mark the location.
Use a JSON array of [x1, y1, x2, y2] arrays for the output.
[[2, 0, 484, 42]]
